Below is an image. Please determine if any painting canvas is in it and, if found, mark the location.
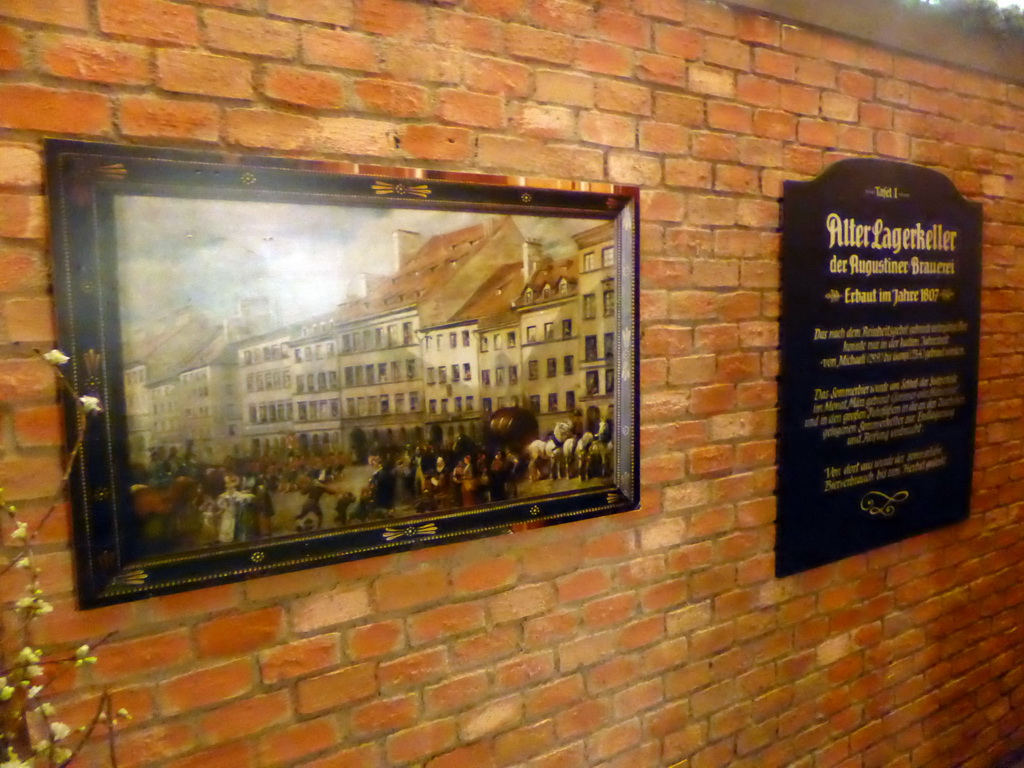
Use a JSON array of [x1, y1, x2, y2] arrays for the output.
[[45, 140, 640, 606]]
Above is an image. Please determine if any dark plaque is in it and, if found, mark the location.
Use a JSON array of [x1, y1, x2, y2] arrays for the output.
[[777, 159, 982, 576]]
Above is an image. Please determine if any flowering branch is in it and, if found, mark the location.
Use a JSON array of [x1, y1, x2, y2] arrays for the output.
[[0, 350, 121, 767]]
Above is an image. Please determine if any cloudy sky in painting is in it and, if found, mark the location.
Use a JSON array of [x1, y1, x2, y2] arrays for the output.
[[113, 195, 598, 334]]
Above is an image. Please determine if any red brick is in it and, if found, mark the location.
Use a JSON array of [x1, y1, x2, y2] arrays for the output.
[[267, 0, 352, 25], [94, 628, 192, 681], [225, 109, 319, 151], [0, 27, 25, 71], [40, 35, 150, 85], [196, 606, 284, 657], [0, 454, 63, 501], [117, 723, 198, 767], [259, 634, 341, 683], [439, 89, 505, 128], [120, 96, 220, 142], [204, 10, 296, 59], [637, 52, 686, 87], [0, 144, 39, 187], [577, 40, 633, 77], [351, 694, 420, 737], [434, 11, 503, 53], [263, 65, 344, 109], [161, 741, 254, 768], [465, 55, 531, 97], [3, 296, 53, 341], [160, 659, 255, 714], [358, 0, 429, 39], [199, 690, 291, 742], [355, 78, 429, 117], [296, 663, 377, 714], [291, 583, 371, 631], [302, 28, 378, 71], [386, 720, 457, 764], [257, 717, 339, 767], [532, 70, 593, 109], [400, 124, 473, 161], [0, 85, 111, 135], [157, 49, 252, 99], [424, 671, 491, 715], [346, 619, 404, 660], [452, 557, 518, 595], [12, 404, 61, 448], [379, 646, 449, 688], [506, 24, 574, 64], [596, 7, 649, 48], [495, 720, 557, 764], [408, 602, 486, 645], [3, 0, 88, 28], [98, 0, 199, 45]]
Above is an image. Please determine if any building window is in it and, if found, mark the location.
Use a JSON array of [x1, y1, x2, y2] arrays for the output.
[[544, 322, 554, 340], [605, 332, 615, 360], [347, 398, 356, 416], [583, 293, 596, 319], [585, 335, 598, 361], [441, 398, 449, 413], [526, 326, 538, 343], [365, 365, 375, 385], [528, 360, 539, 380], [248, 406, 257, 424], [403, 322, 413, 345], [297, 403, 307, 421], [407, 359, 417, 379], [409, 392, 420, 411], [395, 393, 405, 413], [509, 365, 518, 384], [584, 251, 597, 271], [494, 333, 503, 350], [462, 330, 470, 347], [586, 370, 599, 396], [548, 393, 558, 411], [450, 332, 457, 348], [547, 358, 557, 378], [391, 361, 400, 381], [483, 368, 492, 386], [378, 363, 387, 382], [559, 278, 569, 294], [524, 287, 534, 303], [566, 391, 575, 411], [296, 378, 305, 394], [496, 367, 505, 385], [483, 397, 492, 412], [508, 331, 516, 348], [467, 396, 475, 410], [295, 348, 302, 362], [381, 395, 390, 414], [429, 399, 437, 414], [606, 368, 615, 394], [463, 363, 471, 380], [563, 319, 573, 338], [439, 366, 447, 384], [455, 396, 462, 412], [452, 365, 460, 382], [427, 367, 436, 384], [602, 245, 614, 267], [481, 335, 489, 352], [529, 395, 541, 413], [603, 288, 615, 317], [563, 355, 574, 375]]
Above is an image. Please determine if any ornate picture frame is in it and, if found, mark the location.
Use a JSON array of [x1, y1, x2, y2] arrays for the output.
[[45, 139, 640, 607]]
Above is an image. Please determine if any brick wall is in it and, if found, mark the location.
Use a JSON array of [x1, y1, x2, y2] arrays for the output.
[[2, 1, 1023, 766]]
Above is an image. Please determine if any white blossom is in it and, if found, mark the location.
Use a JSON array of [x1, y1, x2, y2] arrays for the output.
[[78, 396, 102, 413], [41, 350, 70, 366], [48, 722, 70, 742], [9, 522, 28, 542]]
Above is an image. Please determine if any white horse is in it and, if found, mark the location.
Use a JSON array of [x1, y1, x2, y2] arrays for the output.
[[526, 438, 562, 480], [563, 432, 594, 479]]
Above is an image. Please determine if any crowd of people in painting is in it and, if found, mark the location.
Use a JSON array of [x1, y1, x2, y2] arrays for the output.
[[129, 405, 614, 554]]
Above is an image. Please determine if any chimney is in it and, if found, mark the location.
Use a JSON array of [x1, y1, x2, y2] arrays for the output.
[[393, 230, 422, 270], [522, 240, 542, 282]]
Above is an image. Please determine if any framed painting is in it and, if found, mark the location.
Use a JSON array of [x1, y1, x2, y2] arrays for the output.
[[45, 139, 640, 607]]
